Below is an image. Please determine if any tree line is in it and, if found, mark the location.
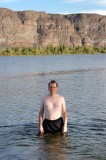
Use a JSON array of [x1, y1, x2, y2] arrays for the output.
[[0, 45, 106, 56]]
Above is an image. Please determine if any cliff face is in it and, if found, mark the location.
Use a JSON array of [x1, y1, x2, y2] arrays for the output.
[[0, 8, 106, 49]]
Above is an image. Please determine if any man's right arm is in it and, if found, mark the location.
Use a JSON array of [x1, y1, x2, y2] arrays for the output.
[[39, 98, 44, 133], [39, 111, 44, 133]]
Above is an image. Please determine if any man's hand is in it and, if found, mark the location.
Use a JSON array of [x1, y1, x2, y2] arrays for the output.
[[62, 125, 67, 133], [39, 125, 44, 134]]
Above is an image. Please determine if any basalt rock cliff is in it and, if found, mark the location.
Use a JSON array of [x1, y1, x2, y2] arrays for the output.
[[0, 8, 106, 49]]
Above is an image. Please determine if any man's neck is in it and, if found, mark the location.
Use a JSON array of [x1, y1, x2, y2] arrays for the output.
[[50, 93, 57, 97]]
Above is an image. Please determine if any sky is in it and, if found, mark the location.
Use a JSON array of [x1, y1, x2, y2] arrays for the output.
[[0, 0, 106, 15]]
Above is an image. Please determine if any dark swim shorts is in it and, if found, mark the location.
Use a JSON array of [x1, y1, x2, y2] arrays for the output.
[[43, 117, 64, 133]]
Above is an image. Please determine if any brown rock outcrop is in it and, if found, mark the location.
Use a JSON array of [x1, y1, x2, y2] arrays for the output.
[[0, 8, 106, 49]]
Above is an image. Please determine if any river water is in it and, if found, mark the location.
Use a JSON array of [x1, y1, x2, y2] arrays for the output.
[[0, 54, 106, 160]]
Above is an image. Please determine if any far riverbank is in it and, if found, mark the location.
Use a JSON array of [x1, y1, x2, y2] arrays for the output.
[[0, 45, 106, 56]]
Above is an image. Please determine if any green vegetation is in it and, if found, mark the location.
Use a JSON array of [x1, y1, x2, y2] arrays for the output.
[[0, 45, 106, 56]]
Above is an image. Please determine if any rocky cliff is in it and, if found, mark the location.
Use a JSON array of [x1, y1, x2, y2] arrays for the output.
[[0, 8, 106, 49]]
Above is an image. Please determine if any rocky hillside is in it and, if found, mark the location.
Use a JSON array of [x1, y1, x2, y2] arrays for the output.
[[0, 8, 106, 49]]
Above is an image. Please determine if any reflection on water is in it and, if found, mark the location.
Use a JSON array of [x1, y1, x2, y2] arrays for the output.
[[1, 119, 106, 160], [0, 123, 71, 160], [0, 54, 106, 160], [38, 132, 69, 160]]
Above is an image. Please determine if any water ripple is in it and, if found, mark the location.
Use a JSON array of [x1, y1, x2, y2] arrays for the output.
[[0, 68, 106, 80]]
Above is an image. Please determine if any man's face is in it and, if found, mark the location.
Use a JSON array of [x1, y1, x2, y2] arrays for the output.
[[48, 83, 57, 95]]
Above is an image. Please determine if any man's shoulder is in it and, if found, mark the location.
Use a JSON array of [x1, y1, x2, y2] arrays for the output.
[[42, 95, 49, 100], [57, 94, 65, 100]]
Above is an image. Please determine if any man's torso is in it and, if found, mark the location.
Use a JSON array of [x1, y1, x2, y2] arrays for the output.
[[43, 94, 64, 120]]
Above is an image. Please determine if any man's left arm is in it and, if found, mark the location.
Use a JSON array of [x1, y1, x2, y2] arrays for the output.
[[62, 97, 67, 133]]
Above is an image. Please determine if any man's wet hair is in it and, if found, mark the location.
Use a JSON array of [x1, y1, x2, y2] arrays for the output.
[[48, 80, 58, 87]]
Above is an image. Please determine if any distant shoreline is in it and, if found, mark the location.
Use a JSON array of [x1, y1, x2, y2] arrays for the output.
[[0, 45, 106, 56]]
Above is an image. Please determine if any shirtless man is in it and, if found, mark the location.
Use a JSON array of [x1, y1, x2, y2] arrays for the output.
[[39, 80, 67, 133]]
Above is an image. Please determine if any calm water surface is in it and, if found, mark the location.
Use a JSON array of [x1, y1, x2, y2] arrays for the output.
[[0, 54, 106, 160]]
